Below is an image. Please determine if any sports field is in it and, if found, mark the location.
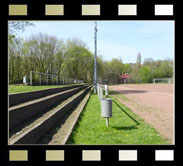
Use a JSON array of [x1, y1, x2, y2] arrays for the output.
[[109, 84, 174, 144]]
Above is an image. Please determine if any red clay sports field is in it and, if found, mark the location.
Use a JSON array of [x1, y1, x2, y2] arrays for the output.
[[109, 84, 174, 144]]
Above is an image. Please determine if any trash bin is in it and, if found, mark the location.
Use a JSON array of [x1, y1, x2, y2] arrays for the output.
[[101, 98, 112, 117]]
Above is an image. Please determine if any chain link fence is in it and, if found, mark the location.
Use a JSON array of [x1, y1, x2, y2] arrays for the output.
[[16, 71, 84, 86]]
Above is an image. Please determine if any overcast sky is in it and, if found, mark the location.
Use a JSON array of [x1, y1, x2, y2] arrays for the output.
[[14, 21, 174, 63]]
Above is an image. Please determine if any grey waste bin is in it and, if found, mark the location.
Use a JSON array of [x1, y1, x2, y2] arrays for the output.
[[101, 98, 112, 117]]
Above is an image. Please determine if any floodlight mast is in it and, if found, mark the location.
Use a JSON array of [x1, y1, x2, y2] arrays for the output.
[[94, 22, 98, 93]]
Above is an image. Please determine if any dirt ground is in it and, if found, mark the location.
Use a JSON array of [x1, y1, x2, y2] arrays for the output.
[[109, 84, 174, 144]]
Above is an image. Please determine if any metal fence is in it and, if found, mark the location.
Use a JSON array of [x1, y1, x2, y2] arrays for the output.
[[21, 71, 84, 86]]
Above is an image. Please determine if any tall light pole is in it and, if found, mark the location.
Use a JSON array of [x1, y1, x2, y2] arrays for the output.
[[94, 22, 98, 93]]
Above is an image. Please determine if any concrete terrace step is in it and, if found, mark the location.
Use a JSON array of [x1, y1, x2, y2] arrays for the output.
[[44, 87, 93, 145], [9, 86, 92, 145], [9, 84, 86, 107], [9, 85, 88, 130]]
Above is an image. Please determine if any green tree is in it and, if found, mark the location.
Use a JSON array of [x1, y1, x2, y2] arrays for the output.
[[63, 38, 94, 82], [103, 58, 123, 84], [139, 66, 152, 83], [123, 63, 132, 73], [9, 37, 24, 84]]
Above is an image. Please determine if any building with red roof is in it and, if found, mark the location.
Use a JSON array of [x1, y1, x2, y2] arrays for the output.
[[119, 73, 132, 84]]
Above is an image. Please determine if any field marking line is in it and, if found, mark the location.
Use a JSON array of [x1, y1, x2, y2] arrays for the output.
[[113, 86, 173, 97]]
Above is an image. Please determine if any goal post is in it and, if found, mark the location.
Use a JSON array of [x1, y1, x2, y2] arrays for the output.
[[153, 78, 171, 84]]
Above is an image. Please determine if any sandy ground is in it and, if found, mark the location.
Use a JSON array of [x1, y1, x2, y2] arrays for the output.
[[109, 84, 174, 144]]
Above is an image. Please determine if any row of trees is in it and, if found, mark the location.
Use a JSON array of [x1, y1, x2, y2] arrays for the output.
[[96, 53, 173, 84], [139, 58, 173, 83], [9, 34, 174, 84], [9, 34, 97, 84], [8, 22, 174, 85]]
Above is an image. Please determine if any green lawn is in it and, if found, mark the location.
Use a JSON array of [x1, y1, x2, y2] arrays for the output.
[[67, 92, 170, 145], [9, 84, 83, 94]]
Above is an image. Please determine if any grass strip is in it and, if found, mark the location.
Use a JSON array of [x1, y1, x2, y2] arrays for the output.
[[67, 92, 170, 145], [9, 84, 84, 94]]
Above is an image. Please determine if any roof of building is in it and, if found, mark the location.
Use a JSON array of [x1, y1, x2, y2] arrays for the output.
[[119, 73, 131, 79]]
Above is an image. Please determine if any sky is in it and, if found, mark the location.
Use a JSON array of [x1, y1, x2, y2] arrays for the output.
[[14, 21, 174, 63]]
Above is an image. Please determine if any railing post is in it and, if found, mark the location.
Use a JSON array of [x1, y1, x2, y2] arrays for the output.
[[105, 85, 108, 97], [30, 71, 32, 86], [99, 86, 103, 104], [97, 84, 100, 98]]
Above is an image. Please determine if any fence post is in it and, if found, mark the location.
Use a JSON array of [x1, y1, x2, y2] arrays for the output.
[[99, 86, 103, 104], [30, 71, 32, 86], [97, 84, 99, 97], [105, 85, 108, 96]]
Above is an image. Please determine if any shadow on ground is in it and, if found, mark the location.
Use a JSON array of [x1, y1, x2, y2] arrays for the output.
[[111, 99, 140, 131], [112, 125, 138, 130], [110, 90, 147, 95], [36, 101, 81, 144]]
